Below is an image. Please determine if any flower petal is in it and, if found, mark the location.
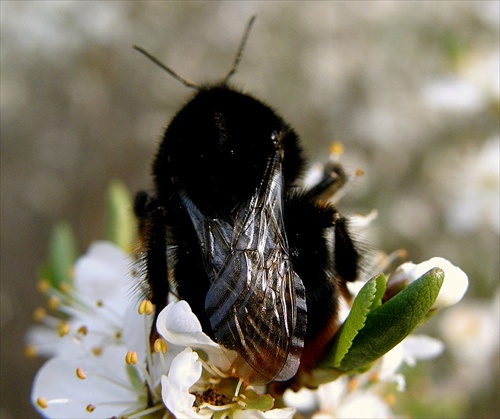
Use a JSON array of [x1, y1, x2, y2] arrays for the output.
[[402, 334, 444, 365], [73, 241, 132, 316], [31, 346, 142, 418], [156, 301, 236, 369], [390, 258, 468, 309], [161, 348, 204, 418], [233, 407, 296, 419]]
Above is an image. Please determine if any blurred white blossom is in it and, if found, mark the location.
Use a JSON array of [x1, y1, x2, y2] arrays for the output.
[[438, 291, 499, 391], [435, 137, 500, 235], [284, 334, 444, 418]]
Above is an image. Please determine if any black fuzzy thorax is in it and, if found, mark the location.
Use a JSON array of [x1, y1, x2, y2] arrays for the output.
[[153, 84, 305, 218]]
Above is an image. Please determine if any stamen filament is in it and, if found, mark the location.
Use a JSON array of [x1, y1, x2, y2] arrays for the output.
[[198, 358, 230, 379], [142, 311, 154, 376], [132, 361, 160, 403], [199, 402, 235, 411], [234, 378, 244, 397], [127, 403, 166, 418]]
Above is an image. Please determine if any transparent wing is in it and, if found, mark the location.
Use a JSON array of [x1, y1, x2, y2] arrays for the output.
[[180, 152, 307, 383]]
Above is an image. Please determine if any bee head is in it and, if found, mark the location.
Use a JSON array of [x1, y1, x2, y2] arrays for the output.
[[153, 85, 304, 217]]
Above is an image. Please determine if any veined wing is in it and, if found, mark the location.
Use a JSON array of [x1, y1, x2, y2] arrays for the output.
[[179, 151, 307, 383]]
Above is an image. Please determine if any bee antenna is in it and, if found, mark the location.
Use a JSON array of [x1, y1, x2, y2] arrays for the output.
[[223, 15, 256, 84], [133, 45, 200, 90]]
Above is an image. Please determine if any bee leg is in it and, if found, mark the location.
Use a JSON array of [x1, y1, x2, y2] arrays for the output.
[[305, 161, 348, 201], [134, 192, 170, 312], [333, 213, 360, 282]]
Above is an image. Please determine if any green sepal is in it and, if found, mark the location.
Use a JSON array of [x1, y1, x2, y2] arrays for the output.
[[105, 180, 136, 252], [125, 364, 145, 393], [42, 222, 78, 289], [322, 274, 386, 368], [337, 268, 444, 372], [242, 387, 274, 411]]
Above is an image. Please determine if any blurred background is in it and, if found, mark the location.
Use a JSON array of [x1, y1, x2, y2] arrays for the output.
[[1, 1, 498, 417]]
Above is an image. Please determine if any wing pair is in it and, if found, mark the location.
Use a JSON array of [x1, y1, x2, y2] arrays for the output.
[[179, 151, 307, 383]]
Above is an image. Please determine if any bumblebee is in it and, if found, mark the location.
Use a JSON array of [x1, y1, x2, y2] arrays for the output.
[[134, 17, 360, 385]]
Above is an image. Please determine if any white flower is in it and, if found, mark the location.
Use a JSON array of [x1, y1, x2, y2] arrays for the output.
[[28, 241, 166, 418], [30, 299, 167, 418], [388, 257, 468, 309], [422, 51, 499, 113], [25, 241, 137, 359], [31, 345, 149, 418], [377, 334, 444, 392], [438, 292, 499, 391], [284, 375, 393, 419], [156, 300, 295, 419], [435, 137, 500, 235], [284, 335, 442, 418]]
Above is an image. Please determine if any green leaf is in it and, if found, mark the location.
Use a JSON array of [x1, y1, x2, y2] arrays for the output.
[[45, 222, 78, 289], [322, 274, 386, 368], [105, 180, 136, 252], [338, 268, 444, 372]]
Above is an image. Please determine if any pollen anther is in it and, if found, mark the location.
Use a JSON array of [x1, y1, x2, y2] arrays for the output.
[[153, 338, 168, 353], [33, 307, 47, 322], [48, 296, 60, 311], [36, 397, 48, 409], [138, 299, 153, 315], [24, 344, 38, 358], [37, 280, 50, 294], [76, 367, 87, 379], [57, 321, 70, 337], [125, 350, 138, 365], [77, 326, 88, 336]]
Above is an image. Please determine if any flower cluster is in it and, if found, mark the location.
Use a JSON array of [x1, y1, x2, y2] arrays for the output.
[[27, 235, 468, 418]]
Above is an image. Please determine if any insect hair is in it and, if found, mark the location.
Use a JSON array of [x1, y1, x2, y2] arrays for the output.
[[133, 15, 256, 90]]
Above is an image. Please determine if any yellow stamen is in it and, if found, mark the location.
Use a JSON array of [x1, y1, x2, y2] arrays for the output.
[[347, 377, 359, 393], [37, 280, 50, 294], [33, 307, 47, 322], [48, 296, 60, 311], [96, 300, 104, 308], [36, 397, 48, 409], [24, 345, 38, 359], [77, 325, 88, 336], [397, 248, 409, 259], [86, 404, 96, 412], [76, 367, 86, 380], [355, 168, 365, 177], [125, 350, 138, 365], [385, 393, 396, 406], [92, 347, 103, 356], [59, 282, 70, 294], [369, 371, 380, 383], [153, 338, 168, 354], [138, 299, 153, 315], [330, 141, 344, 156], [57, 321, 70, 337]]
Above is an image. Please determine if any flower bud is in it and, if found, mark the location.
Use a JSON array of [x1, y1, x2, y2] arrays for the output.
[[389, 257, 468, 309]]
